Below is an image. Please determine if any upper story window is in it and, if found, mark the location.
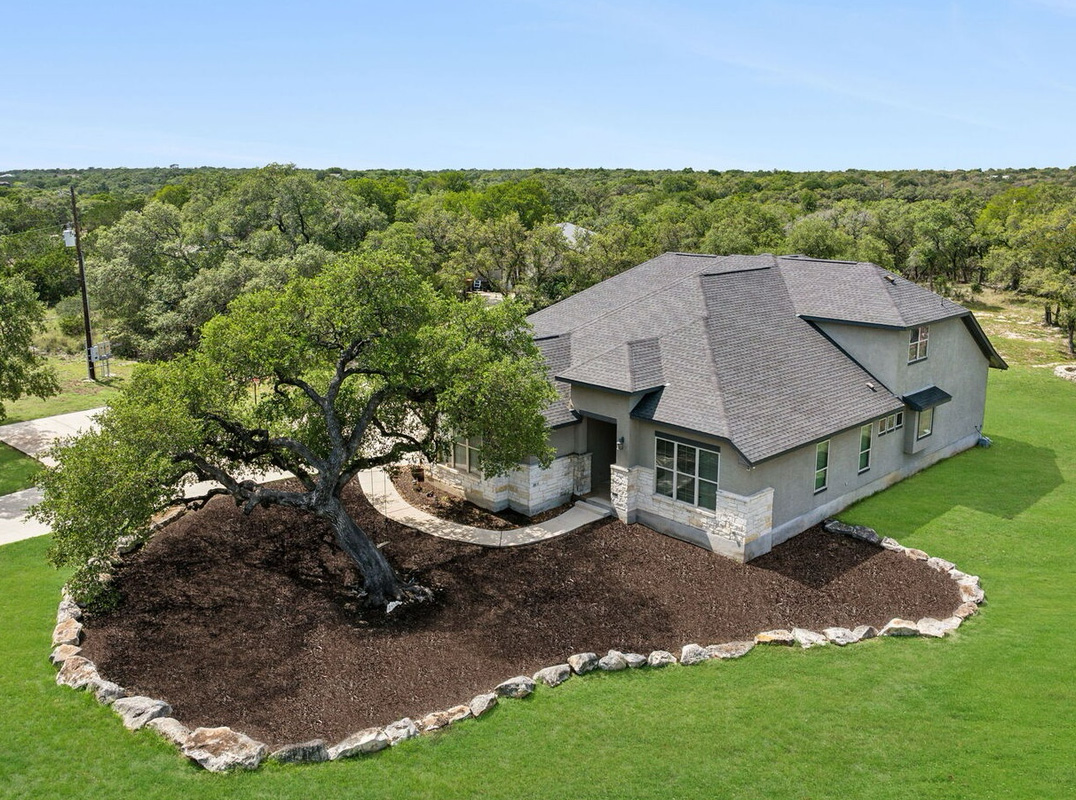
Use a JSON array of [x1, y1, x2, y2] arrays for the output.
[[448, 437, 481, 473], [814, 440, 830, 493], [908, 325, 929, 363], [655, 434, 720, 511]]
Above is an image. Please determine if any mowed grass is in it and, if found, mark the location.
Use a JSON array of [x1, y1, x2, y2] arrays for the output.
[[965, 287, 1073, 368], [1, 366, 1074, 799], [0, 443, 39, 495], [0, 356, 134, 426]]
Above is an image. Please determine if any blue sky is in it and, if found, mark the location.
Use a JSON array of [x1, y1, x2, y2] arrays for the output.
[[4, 0, 1074, 170]]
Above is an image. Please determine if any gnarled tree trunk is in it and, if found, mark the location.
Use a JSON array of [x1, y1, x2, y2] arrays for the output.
[[317, 497, 402, 607]]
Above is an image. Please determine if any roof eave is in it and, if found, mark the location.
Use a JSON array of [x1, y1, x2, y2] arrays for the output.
[[555, 377, 667, 396], [743, 402, 905, 467], [961, 313, 1009, 370]]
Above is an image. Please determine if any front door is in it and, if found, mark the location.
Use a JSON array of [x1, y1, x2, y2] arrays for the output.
[[586, 418, 618, 499]]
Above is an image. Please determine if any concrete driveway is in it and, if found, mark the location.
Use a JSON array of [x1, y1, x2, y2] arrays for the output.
[[0, 409, 103, 545], [0, 408, 292, 547], [0, 408, 103, 468]]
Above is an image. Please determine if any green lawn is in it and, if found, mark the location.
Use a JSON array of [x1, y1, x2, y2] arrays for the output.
[[0, 356, 134, 426], [0, 443, 39, 496], [1, 366, 1074, 799]]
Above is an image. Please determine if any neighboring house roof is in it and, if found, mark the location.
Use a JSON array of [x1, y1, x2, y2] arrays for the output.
[[554, 222, 594, 247], [528, 253, 1004, 464]]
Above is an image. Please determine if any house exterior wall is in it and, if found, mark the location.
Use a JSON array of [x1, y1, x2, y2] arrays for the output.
[[596, 315, 990, 560], [815, 316, 989, 443], [429, 448, 590, 516], [429, 314, 991, 562]]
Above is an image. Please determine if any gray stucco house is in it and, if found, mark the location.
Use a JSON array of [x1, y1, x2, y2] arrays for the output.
[[431, 252, 1007, 561]]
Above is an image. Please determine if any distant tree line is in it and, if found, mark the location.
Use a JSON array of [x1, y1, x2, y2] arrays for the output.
[[3, 163, 1076, 357]]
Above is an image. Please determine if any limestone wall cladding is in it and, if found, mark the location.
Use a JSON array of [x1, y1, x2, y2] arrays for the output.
[[610, 465, 773, 558], [430, 453, 590, 516]]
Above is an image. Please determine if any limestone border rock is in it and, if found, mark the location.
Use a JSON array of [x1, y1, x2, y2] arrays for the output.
[[1053, 364, 1076, 383], [51, 516, 984, 771]]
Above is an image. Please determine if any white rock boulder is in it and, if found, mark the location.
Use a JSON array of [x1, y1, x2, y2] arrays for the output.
[[184, 726, 269, 771]]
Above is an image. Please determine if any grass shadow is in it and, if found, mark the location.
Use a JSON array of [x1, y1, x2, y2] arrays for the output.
[[845, 435, 1062, 535]]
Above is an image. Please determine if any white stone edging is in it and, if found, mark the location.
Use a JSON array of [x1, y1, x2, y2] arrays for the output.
[[49, 518, 983, 772]]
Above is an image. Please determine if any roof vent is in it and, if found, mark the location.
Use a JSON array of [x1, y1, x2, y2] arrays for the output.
[[866, 381, 877, 392], [884, 274, 897, 284]]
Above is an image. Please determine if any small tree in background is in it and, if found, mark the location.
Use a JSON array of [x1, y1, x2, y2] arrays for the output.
[[34, 252, 555, 608], [0, 273, 58, 421]]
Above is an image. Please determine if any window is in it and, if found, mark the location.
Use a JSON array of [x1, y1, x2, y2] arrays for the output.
[[449, 437, 481, 473], [655, 435, 719, 511], [814, 440, 830, 493], [858, 424, 872, 473], [908, 325, 929, 363], [916, 407, 934, 440], [877, 411, 904, 436]]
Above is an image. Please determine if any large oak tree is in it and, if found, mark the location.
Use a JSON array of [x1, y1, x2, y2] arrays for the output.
[[35, 252, 555, 607]]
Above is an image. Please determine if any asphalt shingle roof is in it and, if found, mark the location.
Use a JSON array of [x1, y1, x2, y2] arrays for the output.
[[529, 252, 1003, 463], [777, 256, 969, 328], [534, 335, 578, 428]]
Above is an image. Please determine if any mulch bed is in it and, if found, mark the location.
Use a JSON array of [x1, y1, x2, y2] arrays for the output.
[[81, 482, 961, 749], [389, 467, 571, 529]]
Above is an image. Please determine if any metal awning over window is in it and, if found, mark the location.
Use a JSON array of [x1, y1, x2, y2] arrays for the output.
[[902, 385, 952, 412]]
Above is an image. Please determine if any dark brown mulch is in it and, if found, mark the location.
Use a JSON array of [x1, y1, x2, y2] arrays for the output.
[[389, 468, 571, 529], [81, 482, 961, 749]]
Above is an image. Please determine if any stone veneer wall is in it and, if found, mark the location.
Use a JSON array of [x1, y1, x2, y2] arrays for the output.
[[610, 465, 774, 561], [429, 453, 591, 517]]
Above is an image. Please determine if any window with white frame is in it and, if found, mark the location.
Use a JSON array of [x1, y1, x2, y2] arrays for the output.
[[655, 434, 720, 511], [814, 440, 830, 493], [449, 437, 481, 473], [916, 408, 934, 440], [877, 411, 904, 436], [858, 424, 872, 473], [908, 325, 929, 363]]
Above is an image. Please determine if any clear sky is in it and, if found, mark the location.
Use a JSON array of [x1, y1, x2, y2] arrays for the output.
[[3, 0, 1074, 171]]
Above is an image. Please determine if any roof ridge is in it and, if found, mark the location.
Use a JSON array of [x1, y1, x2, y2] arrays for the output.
[[556, 315, 703, 390], [559, 253, 727, 340]]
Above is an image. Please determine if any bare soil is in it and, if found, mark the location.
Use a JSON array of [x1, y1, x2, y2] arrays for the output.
[[390, 467, 571, 529], [81, 482, 961, 748]]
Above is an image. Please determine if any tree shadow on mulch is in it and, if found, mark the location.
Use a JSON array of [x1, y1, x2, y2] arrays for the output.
[[80, 482, 961, 749]]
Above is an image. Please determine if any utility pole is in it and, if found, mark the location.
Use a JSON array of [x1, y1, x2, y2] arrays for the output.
[[66, 186, 96, 381]]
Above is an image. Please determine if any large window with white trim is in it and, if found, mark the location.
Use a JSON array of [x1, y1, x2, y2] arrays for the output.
[[655, 434, 720, 511], [858, 424, 872, 473], [908, 325, 929, 363], [814, 440, 830, 493]]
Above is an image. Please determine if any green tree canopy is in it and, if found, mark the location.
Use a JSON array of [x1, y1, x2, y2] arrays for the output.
[[36, 252, 556, 608], [0, 274, 58, 421]]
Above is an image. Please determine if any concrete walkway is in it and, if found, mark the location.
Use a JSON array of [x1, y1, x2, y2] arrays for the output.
[[0, 408, 609, 550], [0, 408, 293, 547], [0, 409, 105, 546], [0, 408, 104, 467], [358, 467, 610, 547]]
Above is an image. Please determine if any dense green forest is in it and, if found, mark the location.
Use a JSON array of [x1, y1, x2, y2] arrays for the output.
[[3, 164, 1076, 359]]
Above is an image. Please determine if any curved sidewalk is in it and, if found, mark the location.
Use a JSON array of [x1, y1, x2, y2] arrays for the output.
[[358, 468, 610, 547]]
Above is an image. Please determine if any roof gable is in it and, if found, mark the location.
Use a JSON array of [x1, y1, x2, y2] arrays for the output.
[[778, 256, 967, 328], [531, 252, 1002, 460]]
